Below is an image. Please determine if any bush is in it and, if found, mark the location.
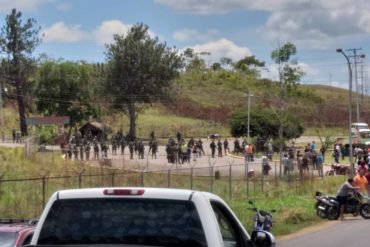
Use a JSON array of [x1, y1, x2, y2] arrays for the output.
[[36, 127, 57, 144]]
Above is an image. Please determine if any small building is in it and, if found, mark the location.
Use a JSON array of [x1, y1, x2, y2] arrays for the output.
[[79, 121, 111, 139]]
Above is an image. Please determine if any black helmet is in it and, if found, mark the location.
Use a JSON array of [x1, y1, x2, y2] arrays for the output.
[[348, 178, 354, 183]]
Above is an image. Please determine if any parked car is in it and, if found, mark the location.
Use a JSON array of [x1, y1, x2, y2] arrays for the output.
[[0, 219, 36, 247], [208, 133, 220, 139], [31, 187, 275, 247], [351, 122, 370, 136]]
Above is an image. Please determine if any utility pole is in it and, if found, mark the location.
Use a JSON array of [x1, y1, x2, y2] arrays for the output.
[[337, 48, 354, 174], [245, 89, 253, 142], [361, 63, 364, 114], [348, 48, 365, 122]]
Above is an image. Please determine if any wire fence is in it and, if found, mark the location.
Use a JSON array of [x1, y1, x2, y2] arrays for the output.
[[0, 157, 323, 219]]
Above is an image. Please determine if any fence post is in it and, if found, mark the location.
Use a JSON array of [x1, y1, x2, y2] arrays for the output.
[[246, 161, 249, 197], [190, 167, 193, 190], [73, 168, 85, 189], [167, 169, 171, 188], [274, 161, 277, 185], [111, 170, 116, 187], [41, 173, 50, 209], [141, 171, 144, 187], [209, 161, 215, 193], [42, 177, 46, 209], [229, 164, 232, 200], [261, 167, 264, 192], [0, 172, 4, 201]]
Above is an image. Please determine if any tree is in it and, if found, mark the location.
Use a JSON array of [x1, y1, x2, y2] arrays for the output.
[[220, 57, 233, 70], [182, 48, 207, 71], [271, 42, 305, 88], [234, 56, 265, 76], [0, 9, 41, 136], [34, 60, 100, 131], [229, 107, 304, 140], [105, 23, 183, 139]]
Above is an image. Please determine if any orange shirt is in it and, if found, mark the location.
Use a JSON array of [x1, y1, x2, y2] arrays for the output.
[[354, 175, 368, 193]]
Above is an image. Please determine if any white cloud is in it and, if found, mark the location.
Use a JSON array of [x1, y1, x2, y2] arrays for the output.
[[184, 38, 252, 64], [261, 62, 316, 82], [93, 20, 156, 45], [0, 0, 45, 12], [173, 28, 219, 42], [93, 20, 132, 45], [156, 0, 370, 49], [42, 22, 88, 43]]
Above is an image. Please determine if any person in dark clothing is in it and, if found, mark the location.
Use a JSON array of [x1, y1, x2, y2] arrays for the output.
[[234, 138, 240, 154], [129, 141, 134, 159], [336, 178, 359, 220], [223, 139, 229, 154], [12, 129, 16, 143], [217, 139, 222, 157], [210, 140, 216, 158]]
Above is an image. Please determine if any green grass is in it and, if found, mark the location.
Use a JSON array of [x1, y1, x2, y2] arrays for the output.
[[0, 146, 346, 237], [102, 107, 230, 138]]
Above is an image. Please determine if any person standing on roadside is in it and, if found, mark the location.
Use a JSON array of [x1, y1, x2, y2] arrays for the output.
[[354, 170, 368, 194]]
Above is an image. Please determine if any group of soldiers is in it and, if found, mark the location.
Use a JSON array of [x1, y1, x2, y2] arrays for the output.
[[62, 130, 242, 163], [165, 137, 205, 164], [62, 130, 160, 161], [164, 134, 232, 164]]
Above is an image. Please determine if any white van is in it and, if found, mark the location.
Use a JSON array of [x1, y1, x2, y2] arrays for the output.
[[351, 122, 370, 135]]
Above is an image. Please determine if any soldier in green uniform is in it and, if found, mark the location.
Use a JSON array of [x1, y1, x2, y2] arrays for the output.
[[210, 140, 216, 158], [93, 140, 99, 160], [79, 139, 84, 161], [73, 144, 79, 161], [85, 141, 91, 161], [217, 139, 223, 157], [129, 141, 134, 159], [120, 136, 126, 155]]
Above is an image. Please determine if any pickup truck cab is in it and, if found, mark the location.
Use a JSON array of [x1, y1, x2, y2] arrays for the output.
[[30, 187, 275, 247]]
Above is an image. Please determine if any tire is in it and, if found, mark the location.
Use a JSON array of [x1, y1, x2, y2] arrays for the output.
[[360, 204, 370, 219], [326, 206, 340, 220]]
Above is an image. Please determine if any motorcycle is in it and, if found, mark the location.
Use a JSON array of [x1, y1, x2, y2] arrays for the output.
[[248, 201, 275, 232], [315, 190, 370, 220]]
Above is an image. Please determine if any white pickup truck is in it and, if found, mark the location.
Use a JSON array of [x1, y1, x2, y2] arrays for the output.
[[30, 187, 275, 247]]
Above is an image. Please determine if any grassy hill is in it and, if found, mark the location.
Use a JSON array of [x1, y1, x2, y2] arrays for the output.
[[4, 70, 368, 139]]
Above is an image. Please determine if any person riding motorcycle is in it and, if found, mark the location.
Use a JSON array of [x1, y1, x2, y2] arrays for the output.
[[336, 178, 360, 220]]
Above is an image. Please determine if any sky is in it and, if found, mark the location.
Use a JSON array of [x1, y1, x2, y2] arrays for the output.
[[0, 0, 370, 91]]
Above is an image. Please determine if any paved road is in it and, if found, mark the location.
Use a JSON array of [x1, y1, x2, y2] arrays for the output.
[[278, 217, 370, 247]]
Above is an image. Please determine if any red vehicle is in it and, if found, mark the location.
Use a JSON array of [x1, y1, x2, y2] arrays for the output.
[[0, 219, 36, 247]]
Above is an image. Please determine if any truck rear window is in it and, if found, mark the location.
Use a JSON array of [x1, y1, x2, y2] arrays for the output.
[[37, 198, 207, 246]]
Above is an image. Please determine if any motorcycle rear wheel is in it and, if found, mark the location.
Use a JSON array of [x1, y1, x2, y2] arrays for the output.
[[326, 207, 340, 220], [360, 204, 370, 219]]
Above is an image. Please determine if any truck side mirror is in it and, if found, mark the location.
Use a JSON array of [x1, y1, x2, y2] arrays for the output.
[[251, 230, 275, 247]]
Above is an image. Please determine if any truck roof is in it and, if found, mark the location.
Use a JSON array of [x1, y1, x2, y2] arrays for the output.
[[54, 187, 218, 201]]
